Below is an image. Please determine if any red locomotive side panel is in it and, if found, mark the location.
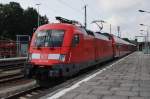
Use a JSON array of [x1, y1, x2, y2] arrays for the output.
[[94, 33, 113, 61], [68, 31, 95, 66]]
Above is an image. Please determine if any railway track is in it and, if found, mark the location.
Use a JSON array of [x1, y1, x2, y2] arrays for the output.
[[0, 57, 27, 71], [0, 72, 23, 84], [0, 57, 27, 83], [0, 57, 49, 99], [0, 68, 24, 84], [6, 84, 40, 99], [0, 78, 37, 99]]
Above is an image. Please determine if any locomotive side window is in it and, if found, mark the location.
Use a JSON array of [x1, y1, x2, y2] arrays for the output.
[[72, 34, 80, 47]]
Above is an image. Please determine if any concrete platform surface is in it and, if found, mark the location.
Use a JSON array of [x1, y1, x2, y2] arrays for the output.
[[44, 52, 150, 99]]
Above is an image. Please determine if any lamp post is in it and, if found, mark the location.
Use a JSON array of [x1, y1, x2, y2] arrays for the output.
[[139, 9, 150, 53], [140, 24, 150, 54], [140, 30, 147, 52], [135, 35, 147, 51], [36, 3, 41, 27]]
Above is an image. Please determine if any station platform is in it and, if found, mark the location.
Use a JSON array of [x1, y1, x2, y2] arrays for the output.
[[44, 52, 150, 99]]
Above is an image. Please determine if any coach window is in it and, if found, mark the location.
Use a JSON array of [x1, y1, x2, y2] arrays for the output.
[[72, 34, 80, 47]]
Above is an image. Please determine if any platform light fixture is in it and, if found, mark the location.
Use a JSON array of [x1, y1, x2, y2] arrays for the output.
[[36, 3, 41, 27], [139, 24, 150, 54]]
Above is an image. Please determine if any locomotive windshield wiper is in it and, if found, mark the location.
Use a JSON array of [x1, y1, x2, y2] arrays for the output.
[[35, 37, 43, 48], [49, 32, 55, 48], [50, 37, 54, 48]]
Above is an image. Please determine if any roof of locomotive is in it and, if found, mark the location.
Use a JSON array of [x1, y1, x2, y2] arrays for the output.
[[93, 32, 110, 41], [36, 23, 110, 41], [37, 23, 77, 31]]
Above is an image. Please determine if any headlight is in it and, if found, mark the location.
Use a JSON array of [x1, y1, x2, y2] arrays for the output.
[[48, 54, 60, 60], [31, 53, 40, 59], [48, 54, 66, 61]]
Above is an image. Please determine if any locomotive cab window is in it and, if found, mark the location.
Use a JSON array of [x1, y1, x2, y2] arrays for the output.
[[72, 34, 80, 47], [34, 30, 64, 47]]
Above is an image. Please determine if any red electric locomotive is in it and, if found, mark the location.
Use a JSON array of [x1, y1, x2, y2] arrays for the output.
[[25, 17, 136, 85]]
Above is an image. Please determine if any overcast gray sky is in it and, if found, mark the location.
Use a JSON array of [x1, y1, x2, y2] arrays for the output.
[[2, 0, 150, 41]]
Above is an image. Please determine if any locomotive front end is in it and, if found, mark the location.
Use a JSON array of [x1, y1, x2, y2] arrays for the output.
[[30, 29, 66, 65], [26, 24, 74, 79]]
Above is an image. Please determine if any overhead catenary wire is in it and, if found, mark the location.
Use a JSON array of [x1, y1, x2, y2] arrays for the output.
[[81, 0, 103, 28], [57, 0, 98, 23], [87, 4, 117, 34], [56, 0, 104, 29], [56, 0, 83, 15], [56, 0, 97, 22], [81, 0, 97, 20]]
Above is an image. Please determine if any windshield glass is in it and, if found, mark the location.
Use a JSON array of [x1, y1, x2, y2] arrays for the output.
[[33, 30, 64, 47]]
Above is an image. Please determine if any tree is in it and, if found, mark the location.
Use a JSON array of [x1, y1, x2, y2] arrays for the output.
[[0, 2, 49, 40], [23, 8, 39, 36], [23, 8, 49, 36], [0, 2, 24, 39]]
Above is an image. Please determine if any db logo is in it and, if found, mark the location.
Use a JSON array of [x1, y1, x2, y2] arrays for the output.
[[41, 54, 47, 59]]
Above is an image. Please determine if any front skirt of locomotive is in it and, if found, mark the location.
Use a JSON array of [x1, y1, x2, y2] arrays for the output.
[[25, 63, 78, 80]]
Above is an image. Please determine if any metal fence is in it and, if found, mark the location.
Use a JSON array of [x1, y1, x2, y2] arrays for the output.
[[16, 35, 30, 57]]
